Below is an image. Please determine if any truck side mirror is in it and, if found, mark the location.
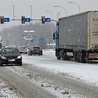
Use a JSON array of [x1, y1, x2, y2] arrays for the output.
[[53, 32, 55, 40]]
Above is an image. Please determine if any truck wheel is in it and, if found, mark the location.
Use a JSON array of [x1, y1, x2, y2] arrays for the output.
[[74, 51, 81, 62], [79, 52, 87, 63], [57, 52, 61, 60], [57, 55, 61, 60], [61, 50, 66, 60], [74, 51, 78, 62], [74, 56, 77, 61], [78, 52, 82, 62], [62, 55, 68, 60], [60, 50, 68, 60], [82, 54, 87, 63]]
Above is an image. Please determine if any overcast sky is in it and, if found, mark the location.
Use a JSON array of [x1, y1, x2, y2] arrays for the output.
[[0, 0, 98, 27]]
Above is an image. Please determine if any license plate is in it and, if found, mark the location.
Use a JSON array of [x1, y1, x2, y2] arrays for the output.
[[9, 59, 15, 61]]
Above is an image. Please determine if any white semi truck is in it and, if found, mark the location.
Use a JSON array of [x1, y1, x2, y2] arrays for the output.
[[55, 11, 98, 62]]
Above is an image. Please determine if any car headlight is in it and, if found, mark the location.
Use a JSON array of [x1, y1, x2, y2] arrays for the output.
[[2, 56, 6, 59], [17, 56, 22, 59]]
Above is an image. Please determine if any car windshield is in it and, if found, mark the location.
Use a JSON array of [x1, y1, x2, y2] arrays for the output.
[[1, 48, 19, 54], [20, 46, 26, 49], [33, 47, 40, 49]]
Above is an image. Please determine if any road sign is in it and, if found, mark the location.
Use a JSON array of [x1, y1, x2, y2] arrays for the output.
[[4, 18, 10, 22], [23, 33, 35, 40], [39, 38, 43, 43], [45, 18, 51, 22], [25, 18, 31, 22]]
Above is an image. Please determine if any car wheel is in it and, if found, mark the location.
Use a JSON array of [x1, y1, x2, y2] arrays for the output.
[[19, 61, 22, 66], [38, 53, 40, 56], [40, 52, 43, 55], [0, 62, 3, 66], [17, 62, 22, 66], [16, 60, 22, 66]]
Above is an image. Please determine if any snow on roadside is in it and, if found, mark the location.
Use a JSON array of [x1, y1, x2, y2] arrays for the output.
[[23, 49, 98, 87], [0, 78, 23, 98], [43, 49, 55, 56], [43, 50, 98, 86], [9, 64, 88, 98]]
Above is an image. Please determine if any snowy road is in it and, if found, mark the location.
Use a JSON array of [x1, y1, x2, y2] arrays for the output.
[[0, 50, 98, 98], [23, 50, 98, 86], [22, 50, 98, 98]]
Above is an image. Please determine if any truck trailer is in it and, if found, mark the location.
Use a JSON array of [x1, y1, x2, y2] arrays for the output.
[[55, 11, 98, 62]]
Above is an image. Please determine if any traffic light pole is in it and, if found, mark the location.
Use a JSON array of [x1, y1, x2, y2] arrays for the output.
[[10, 18, 58, 23]]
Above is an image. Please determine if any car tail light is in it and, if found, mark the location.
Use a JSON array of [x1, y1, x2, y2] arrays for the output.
[[31, 49, 34, 51]]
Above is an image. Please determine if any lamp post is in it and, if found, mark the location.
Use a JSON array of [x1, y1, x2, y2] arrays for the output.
[[69, 2, 80, 13], [13, 5, 19, 19], [46, 10, 55, 49], [46, 10, 53, 19], [57, 12, 60, 20], [54, 5, 67, 16], [30, 5, 32, 20], [13, 5, 15, 20]]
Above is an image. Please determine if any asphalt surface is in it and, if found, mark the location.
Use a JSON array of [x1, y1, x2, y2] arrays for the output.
[[0, 53, 98, 98], [0, 65, 57, 98]]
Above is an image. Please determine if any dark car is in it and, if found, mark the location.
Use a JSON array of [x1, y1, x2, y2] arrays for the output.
[[0, 47, 22, 66], [27, 46, 43, 55]]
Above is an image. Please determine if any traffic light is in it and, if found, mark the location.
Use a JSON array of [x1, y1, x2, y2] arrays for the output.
[[41, 16, 45, 24], [0, 16, 4, 24], [56, 22, 59, 26], [21, 16, 25, 24], [53, 32, 55, 40]]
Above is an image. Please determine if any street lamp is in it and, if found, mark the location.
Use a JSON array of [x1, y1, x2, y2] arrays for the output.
[[46, 10, 53, 19], [13, 5, 19, 19], [13, 5, 15, 20], [30, 5, 32, 19], [46, 10, 55, 49], [54, 5, 67, 16], [69, 2, 80, 13], [57, 12, 60, 20]]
